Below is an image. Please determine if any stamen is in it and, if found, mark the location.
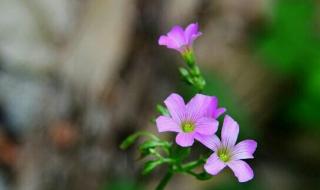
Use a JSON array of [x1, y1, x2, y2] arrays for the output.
[[217, 148, 231, 162], [181, 121, 195, 133]]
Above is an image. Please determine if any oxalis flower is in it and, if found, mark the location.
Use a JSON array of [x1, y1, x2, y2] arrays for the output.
[[156, 93, 225, 147], [204, 115, 257, 182], [158, 23, 202, 54]]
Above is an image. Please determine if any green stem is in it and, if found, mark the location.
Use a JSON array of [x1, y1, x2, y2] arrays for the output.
[[155, 170, 174, 190], [180, 159, 205, 170], [185, 170, 198, 177]]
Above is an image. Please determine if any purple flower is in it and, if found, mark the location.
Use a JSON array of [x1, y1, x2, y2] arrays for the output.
[[204, 115, 257, 182], [155, 93, 225, 147], [204, 97, 226, 119], [158, 23, 202, 54]]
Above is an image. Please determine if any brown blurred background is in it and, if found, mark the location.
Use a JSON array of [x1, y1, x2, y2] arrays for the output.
[[0, 0, 319, 189]]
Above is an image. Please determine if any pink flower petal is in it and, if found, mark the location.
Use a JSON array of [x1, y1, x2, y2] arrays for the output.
[[194, 134, 221, 151], [221, 115, 239, 147], [204, 153, 226, 175], [190, 32, 202, 44], [156, 116, 181, 133], [204, 96, 217, 117], [227, 160, 254, 182], [204, 97, 226, 119], [167, 26, 186, 47], [212, 107, 226, 119], [164, 93, 186, 122], [186, 94, 213, 120], [195, 117, 218, 135], [175, 132, 194, 147], [184, 23, 201, 44], [158, 35, 180, 49], [158, 35, 168, 45], [232, 140, 257, 160]]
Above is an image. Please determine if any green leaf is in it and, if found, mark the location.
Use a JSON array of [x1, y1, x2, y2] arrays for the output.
[[120, 133, 141, 150], [186, 170, 212, 180], [192, 77, 206, 91], [189, 65, 200, 76], [179, 67, 194, 85], [142, 159, 164, 175], [194, 172, 212, 180], [139, 148, 152, 159], [181, 158, 206, 171], [139, 140, 170, 151], [179, 67, 189, 77], [120, 131, 159, 150], [156, 104, 170, 116]]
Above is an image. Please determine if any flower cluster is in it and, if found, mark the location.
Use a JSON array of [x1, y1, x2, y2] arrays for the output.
[[156, 93, 257, 182], [121, 23, 257, 190], [156, 23, 257, 183]]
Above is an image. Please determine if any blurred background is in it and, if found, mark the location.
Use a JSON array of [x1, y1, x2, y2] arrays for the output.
[[0, 0, 319, 189]]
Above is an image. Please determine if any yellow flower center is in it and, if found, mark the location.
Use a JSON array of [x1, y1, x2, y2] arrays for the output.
[[217, 148, 231, 162], [181, 121, 195, 133]]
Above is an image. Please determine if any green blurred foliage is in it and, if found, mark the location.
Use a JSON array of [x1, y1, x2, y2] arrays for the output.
[[256, 0, 317, 72], [254, 0, 320, 130]]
